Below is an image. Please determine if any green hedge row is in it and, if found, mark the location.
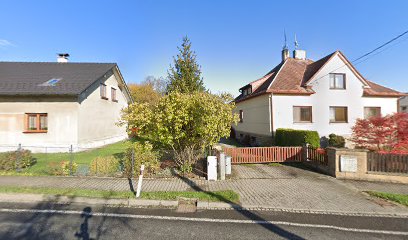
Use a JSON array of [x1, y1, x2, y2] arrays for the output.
[[275, 128, 320, 148]]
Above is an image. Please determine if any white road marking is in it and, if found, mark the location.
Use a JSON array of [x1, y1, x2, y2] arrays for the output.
[[1, 208, 408, 236]]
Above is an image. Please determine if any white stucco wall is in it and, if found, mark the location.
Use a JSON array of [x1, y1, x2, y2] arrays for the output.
[[0, 70, 131, 152], [0, 98, 79, 152], [272, 54, 399, 137], [77, 71, 129, 149], [233, 94, 271, 137]]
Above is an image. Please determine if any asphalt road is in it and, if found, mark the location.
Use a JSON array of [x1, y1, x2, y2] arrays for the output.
[[0, 202, 407, 240]]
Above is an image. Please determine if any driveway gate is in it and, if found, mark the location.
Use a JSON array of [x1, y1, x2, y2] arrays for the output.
[[223, 146, 328, 165]]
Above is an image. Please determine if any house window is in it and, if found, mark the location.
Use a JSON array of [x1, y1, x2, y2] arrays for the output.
[[100, 83, 107, 99], [111, 88, 117, 102], [25, 113, 47, 133], [242, 87, 252, 96], [329, 73, 346, 89], [364, 107, 381, 119], [293, 106, 312, 123], [239, 110, 244, 123], [330, 107, 348, 123]]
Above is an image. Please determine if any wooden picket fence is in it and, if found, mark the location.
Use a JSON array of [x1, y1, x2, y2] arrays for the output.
[[223, 147, 303, 164], [307, 146, 328, 166], [367, 152, 408, 174]]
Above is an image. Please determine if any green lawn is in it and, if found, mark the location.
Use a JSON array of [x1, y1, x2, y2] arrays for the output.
[[0, 186, 239, 203], [366, 191, 408, 207], [1, 141, 128, 176]]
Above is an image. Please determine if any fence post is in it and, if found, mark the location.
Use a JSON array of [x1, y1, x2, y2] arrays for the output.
[[131, 148, 135, 179], [302, 144, 309, 161], [16, 143, 22, 172], [69, 145, 73, 176]]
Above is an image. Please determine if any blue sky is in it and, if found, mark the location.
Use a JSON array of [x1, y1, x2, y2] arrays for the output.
[[0, 0, 407, 95]]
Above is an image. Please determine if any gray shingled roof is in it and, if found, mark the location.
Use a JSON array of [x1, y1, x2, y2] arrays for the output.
[[0, 62, 117, 96]]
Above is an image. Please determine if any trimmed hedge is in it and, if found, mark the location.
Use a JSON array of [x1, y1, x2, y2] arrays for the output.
[[275, 128, 320, 148]]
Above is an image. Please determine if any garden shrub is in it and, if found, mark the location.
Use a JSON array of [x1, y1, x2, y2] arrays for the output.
[[328, 133, 346, 148], [275, 128, 320, 148], [47, 162, 62, 175], [90, 156, 119, 176], [123, 142, 160, 178], [60, 161, 78, 176], [0, 150, 35, 171]]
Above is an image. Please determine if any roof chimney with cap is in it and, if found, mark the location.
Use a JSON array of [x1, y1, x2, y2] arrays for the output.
[[281, 29, 290, 61], [57, 53, 70, 63], [282, 48, 290, 61], [292, 34, 306, 60]]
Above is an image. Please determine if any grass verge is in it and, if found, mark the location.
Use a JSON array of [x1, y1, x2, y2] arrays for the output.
[[0, 186, 239, 203], [366, 191, 408, 207], [267, 163, 283, 167]]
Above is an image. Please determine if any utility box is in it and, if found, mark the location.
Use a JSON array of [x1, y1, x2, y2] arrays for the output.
[[225, 156, 232, 175], [207, 156, 217, 181]]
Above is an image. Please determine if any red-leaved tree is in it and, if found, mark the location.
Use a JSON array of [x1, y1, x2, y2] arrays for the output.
[[351, 112, 408, 152]]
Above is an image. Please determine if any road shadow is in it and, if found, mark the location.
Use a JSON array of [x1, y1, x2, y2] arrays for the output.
[[282, 162, 329, 176], [75, 207, 93, 240], [0, 196, 71, 239], [127, 178, 136, 196], [174, 172, 305, 240]]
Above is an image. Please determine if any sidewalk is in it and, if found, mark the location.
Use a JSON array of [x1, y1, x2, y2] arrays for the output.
[[0, 164, 407, 215]]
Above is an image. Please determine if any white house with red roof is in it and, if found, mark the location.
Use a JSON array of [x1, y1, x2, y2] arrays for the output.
[[232, 47, 405, 146]]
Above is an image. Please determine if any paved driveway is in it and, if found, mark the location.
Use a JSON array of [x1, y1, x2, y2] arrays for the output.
[[221, 164, 408, 214], [231, 163, 321, 179]]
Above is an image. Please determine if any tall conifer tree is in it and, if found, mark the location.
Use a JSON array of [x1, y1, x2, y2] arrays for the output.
[[166, 36, 205, 93]]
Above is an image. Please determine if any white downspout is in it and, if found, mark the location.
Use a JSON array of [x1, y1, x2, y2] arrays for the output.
[[268, 93, 273, 136]]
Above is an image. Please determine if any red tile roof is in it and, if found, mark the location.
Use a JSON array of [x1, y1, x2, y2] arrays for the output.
[[235, 51, 404, 103], [363, 80, 406, 97]]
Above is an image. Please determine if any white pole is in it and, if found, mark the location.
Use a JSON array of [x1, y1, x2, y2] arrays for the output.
[[136, 164, 145, 198], [219, 153, 226, 180]]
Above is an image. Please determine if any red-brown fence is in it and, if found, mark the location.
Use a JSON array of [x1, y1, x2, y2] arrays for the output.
[[307, 146, 328, 166], [223, 147, 303, 164], [367, 152, 408, 174]]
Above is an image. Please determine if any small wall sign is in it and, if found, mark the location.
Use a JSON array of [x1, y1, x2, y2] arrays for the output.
[[340, 155, 358, 172]]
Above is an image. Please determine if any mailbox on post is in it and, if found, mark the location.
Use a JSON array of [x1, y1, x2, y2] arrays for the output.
[[225, 156, 232, 175]]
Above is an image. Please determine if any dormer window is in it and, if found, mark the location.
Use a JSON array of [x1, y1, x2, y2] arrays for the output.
[[329, 73, 346, 89], [242, 87, 252, 96]]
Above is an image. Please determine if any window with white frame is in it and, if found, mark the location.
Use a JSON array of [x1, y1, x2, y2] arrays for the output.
[[329, 73, 346, 89], [330, 106, 348, 123], [293, 106, 312, 123]]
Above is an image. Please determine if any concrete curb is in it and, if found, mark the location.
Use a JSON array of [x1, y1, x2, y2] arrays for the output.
[[1, 193, 407, 218]]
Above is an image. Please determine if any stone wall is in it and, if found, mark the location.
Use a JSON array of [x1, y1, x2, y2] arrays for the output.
[[324, 148, 408, 184]]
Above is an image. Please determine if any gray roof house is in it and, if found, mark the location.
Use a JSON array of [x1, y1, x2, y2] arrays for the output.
[[0, 56, 132, 152]]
